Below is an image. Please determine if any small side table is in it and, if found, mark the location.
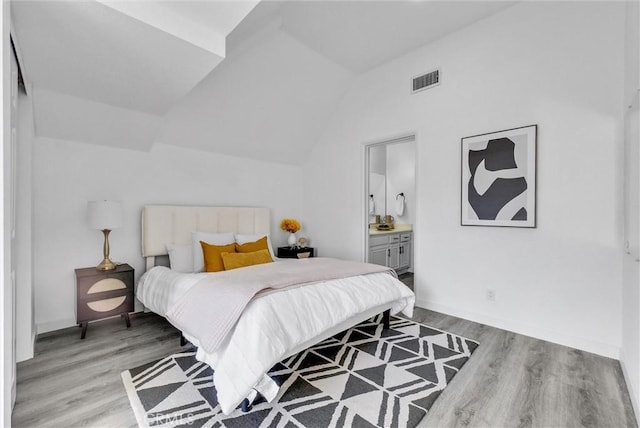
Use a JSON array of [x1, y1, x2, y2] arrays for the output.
[[277, 247, 315, 259], [75, 263, 134, 339]]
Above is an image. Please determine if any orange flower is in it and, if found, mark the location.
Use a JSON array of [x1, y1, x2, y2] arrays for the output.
[[280, 218, 301, 233]]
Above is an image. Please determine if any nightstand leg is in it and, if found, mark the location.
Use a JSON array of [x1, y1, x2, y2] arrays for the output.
[[80, 322, 88, 339], [122, 313, 131, 328]]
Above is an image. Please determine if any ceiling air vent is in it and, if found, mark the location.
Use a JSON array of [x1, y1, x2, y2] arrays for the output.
[[412, 69, 440, 94]]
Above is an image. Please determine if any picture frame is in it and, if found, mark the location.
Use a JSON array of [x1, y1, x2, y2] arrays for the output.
[[461, 124, 537, 227]]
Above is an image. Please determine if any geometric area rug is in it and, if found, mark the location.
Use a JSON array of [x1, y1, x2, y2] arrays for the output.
[[122, 314, 479, 428]]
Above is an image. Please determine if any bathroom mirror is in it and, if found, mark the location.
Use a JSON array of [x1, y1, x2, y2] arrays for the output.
[[366, 138, 416, 225], [368, 145, 387, 221]]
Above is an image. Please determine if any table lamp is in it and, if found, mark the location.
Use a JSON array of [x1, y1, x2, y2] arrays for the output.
[[88, 200, 123, 270]]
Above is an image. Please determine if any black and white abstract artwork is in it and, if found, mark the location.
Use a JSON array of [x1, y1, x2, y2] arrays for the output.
[[461, 125, 537, 227]]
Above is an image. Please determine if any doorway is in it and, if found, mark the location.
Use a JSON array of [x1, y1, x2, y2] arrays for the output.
[[364, 134, 416, 274]]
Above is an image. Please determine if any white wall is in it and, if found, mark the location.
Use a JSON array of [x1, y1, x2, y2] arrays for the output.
[[621, 0, 640, 420], [32, 139, 304, 333], [385, 141, 415, 226], [369, 145, 386, 175], [1, 0, 13, 422], [368, 172, 385, 222], [15, 89, 34, 362], [368, 144, 386, 222], [302, 2, 625, 357]]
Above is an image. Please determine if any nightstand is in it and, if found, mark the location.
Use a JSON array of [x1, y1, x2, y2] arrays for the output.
[[277, 247, 315, 259], [75, 263, 134, 339]]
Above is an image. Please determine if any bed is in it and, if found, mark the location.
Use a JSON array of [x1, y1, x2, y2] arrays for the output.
[[136, 205, 415, 415]]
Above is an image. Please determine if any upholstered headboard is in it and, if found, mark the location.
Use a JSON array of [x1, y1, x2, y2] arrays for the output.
[[141, 205, 270, 269]]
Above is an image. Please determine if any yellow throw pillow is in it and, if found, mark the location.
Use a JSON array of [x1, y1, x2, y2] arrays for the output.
[[221, 249, 273, 271], [235, 236, 269, 253], [201, 241, 236, 273]]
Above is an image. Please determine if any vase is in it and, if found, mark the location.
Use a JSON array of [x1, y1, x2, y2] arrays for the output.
[[287, 233, 297, 247]]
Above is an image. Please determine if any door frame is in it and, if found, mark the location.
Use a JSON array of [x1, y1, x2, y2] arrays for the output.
[[362, 132, 417, 264]]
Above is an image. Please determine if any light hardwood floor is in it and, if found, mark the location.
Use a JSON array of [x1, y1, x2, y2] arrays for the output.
[[12, 306, 637, 427]]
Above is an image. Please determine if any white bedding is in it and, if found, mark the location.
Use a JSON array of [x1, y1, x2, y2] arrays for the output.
[[137, 264, 415, 414]]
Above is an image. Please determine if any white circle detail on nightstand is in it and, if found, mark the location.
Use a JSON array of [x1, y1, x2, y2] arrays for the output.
[[87, 278, 126, 294], [87, 296, 127, 312]]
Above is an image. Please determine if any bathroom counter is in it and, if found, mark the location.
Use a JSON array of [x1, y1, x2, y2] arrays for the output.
[[369, 224, 413, 235]]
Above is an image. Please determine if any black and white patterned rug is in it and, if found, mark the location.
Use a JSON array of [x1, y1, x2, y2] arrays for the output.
[[122, 314, 478, 428]]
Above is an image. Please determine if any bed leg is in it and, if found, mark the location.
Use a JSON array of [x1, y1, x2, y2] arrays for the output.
[[241, 398, 252, 412], [240, 389, 259, 413], [383, 309, 390, 330], [180, 333, 187, 346]]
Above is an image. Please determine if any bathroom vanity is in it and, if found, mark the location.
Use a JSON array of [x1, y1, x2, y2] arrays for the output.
[[368, 225, 412, 273]]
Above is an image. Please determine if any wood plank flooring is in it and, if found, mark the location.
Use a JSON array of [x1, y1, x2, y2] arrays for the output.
[[12, 306, 637, 427]]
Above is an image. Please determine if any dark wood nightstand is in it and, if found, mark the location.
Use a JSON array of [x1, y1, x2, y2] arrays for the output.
[[75, 263, 134, 339], [277, 247, 315, 259]]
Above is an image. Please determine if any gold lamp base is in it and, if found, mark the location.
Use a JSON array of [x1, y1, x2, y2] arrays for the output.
[[96, 258, 117, 271], [96, 229, 117, 271]]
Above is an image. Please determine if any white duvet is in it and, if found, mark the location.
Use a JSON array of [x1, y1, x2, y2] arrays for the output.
[[137, 264, 415, 414]]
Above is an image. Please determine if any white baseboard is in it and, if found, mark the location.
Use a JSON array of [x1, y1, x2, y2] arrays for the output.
[[416, 298, 620, 359], [36, 317, 76, 335], [11, 379, 16, 410], [15, 330, 36, 362], [620, 348, 640, 423], [36, 312, 146, 335]]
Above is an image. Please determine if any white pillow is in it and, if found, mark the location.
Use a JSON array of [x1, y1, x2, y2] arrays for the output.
[[192, 231, 235, 273], [235, 233, 276, 260], [166, 243, 193, 273]]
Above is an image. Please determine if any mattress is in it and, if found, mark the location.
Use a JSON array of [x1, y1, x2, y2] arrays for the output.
[[137, 263, 415, 414]]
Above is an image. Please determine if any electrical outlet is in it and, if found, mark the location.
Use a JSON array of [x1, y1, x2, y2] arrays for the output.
[[486, 289, 496, 301]]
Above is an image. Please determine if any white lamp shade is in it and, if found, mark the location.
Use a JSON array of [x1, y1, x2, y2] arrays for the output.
[[88, 200, 123, 230]]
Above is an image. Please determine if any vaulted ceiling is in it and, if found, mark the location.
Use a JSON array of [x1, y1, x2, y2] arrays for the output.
[[11, 0, 514, 162]]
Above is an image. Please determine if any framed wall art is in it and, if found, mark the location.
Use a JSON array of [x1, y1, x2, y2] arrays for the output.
[[461, 124, 537, 227]]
